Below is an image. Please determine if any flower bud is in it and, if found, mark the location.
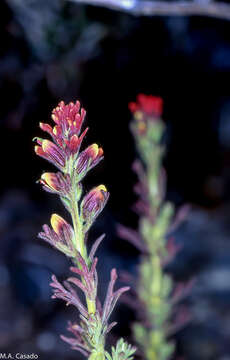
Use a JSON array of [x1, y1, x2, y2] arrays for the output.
[[75, 144, 103, 180], [35, 139, 65, 170], [39, 172, 71, 197], [40, 172, 60, 192], [81, 185, 109, 229], [51, 213, 69, 236], [42, 140, 65, 166], [38, 215, 75, 257]]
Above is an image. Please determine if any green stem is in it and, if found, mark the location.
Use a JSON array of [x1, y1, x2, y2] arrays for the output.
[[89, 351, 105, 360], [136, 130, 174, 359], [70, 190, 97, 315], [71, 195, 86, 258]]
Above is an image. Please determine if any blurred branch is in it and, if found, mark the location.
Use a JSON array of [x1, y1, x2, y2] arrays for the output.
[[69, 0, 230, 20]]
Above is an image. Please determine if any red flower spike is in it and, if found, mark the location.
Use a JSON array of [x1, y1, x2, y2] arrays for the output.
[[52, 101, 86, 135], [36, 101, 88, 168], [129, 94, 163, 117]]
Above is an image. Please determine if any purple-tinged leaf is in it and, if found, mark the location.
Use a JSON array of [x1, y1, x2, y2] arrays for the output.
[[167, 305, 192, 337], [106, 322, 117, 334], [90, 257, 98, 277], [102, 269, 130, 325], [96, 298, 103, 316], [102, 268, 117, 324], [67, 321, 84, 336], [171, 278, 195, 305], [69, 254, 97, 301], [168, 204, 190, 234], [162, 237, 182, 266], [117, 224, 147, 253], [68, 277, 89, 296], [50, 275, 88, 317], [104, 286, 130, 324], [89, 234, 105, 260], [60, 335, 89, 356]]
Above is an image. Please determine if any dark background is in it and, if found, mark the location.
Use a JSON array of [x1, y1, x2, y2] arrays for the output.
[[1, 0, 230, 359]]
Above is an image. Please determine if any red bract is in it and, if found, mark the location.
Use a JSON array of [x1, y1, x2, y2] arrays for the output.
[[129, 94, 163, 117], [52, 100, 85, 134]]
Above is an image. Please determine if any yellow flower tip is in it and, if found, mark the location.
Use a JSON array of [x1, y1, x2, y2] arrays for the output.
[[134, 111, 143, 121], [41, 172, 57, 190], [87, 143, 99, 159], [34, 145, 44, 156], [87, 185, 108, 202], [98, 185, 107, 192], [42, 139, 53, 152], [41, 172, 51, 181], [92, 185, 108, 200], [53, 126, 58, 135], [91, 143, 99, 152], [51, 213, 66, 234]]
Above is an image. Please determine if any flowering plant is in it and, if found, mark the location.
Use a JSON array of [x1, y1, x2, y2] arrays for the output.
[[34, 100, 136, 360], [119, 94, 192, 360]]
